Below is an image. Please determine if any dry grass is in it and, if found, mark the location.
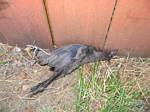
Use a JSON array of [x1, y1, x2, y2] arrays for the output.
[[0, 43, 149, 112], [75, 57, 150, 112]]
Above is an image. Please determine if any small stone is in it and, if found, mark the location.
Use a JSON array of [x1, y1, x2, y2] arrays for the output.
[[22, 85, 30, 92]]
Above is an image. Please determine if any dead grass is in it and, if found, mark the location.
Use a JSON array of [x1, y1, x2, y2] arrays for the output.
[[75, 57, 150, 112], [0, 43, 149, 112]]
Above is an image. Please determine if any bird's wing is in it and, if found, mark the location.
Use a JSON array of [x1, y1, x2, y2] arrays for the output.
[[46, 48, 74, 68], [47, 45, 88, 68], [35, 44, 88, 68]]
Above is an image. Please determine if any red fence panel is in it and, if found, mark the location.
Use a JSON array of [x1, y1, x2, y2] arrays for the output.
[[105, 0, 150, 57], [0, 0, 150, 57], [0, 0, 52, 48], [47, 0, 116, 48]]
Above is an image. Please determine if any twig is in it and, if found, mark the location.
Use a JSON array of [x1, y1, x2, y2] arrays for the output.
[[134, 76, 149, 104], [3, 62, 10, 77], [0, 97, 9, 102], [0, 79, 16, 83], [17, 95, 37, 100]]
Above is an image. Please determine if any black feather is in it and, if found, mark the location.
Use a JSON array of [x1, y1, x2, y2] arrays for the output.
[[27, 44, 118, 97]]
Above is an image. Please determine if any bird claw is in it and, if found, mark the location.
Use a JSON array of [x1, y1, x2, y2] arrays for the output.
[[26, 72, 60, 97], [25, 83, 45, 97]]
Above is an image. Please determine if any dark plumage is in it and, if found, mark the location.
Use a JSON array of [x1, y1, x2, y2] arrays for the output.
[[26, 44, 117, 97]]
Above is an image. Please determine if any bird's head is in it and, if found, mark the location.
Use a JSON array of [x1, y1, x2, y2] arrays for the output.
[[93, 48, 118, 62], [104, 49, 118, 61]]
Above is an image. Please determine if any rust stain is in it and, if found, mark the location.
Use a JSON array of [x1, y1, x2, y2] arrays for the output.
[[0, 0, 9, 19], [0, 0, 9, 11]]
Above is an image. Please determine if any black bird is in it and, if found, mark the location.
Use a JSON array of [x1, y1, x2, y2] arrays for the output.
[[26, 44, 117, 97]]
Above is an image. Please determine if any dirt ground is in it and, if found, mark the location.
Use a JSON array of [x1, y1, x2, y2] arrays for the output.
[[0, 43, 149, 112], [0, 43, 77, 112]]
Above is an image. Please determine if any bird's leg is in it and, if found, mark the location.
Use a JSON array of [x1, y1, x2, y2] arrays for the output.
[[26, 69, 62, 97], [26, 59, 83, 97], [59, 60, 83, 78], [45, 62, 81, 83]]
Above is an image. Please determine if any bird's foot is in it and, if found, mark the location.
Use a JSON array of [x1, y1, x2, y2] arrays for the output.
[[25, 81, 47, 97]]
